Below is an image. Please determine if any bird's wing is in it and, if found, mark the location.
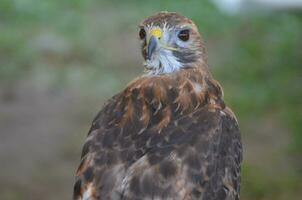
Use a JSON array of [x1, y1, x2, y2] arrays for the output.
[[73, 96, 242, 200]]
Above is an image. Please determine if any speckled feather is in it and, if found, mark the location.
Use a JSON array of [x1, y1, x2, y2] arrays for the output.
[[73, 12, 242, 200]]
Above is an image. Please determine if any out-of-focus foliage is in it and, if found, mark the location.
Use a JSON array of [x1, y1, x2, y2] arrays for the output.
[[0, 0, 301, 200]]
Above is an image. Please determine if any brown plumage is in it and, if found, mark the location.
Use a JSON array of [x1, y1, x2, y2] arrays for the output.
[[73, 12, 242, 200]]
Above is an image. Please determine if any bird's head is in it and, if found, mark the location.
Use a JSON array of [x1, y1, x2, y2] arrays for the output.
[[139, 12, 208, 75]]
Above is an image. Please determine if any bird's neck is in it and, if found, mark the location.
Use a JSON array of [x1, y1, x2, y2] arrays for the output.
[[144, 53, 209, 76]]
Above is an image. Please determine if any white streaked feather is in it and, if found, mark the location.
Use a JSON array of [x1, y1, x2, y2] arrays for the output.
[[144, 49, 183, 75], [82, 184, 93, 200]]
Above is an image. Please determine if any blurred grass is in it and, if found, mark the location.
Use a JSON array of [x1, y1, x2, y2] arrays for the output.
[[0, 0, 301, 199]]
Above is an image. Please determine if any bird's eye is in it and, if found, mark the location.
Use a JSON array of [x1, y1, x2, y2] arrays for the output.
[[139, 28, 146, 40], [178, 29, 190, 41]]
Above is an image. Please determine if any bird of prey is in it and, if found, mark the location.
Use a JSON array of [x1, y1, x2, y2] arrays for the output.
[[73, 12, 242, 200]]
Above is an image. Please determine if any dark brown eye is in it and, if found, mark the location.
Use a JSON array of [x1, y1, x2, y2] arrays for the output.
[[178, 29, 190, 41], [139, 28, 146, 40]]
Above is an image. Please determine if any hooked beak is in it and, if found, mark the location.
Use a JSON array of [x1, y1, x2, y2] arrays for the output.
[[146, 28, 162, 60], [147, 36, 157, 60]]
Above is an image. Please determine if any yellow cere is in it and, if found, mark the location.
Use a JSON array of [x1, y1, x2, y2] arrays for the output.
[[150, 28, 162, 39]]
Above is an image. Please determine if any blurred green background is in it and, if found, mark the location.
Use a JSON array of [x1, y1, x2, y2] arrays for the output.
[[0, 0, 301, 199]]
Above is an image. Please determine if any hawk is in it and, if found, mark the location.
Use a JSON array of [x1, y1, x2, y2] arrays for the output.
[[73, 12, 242, 200]]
